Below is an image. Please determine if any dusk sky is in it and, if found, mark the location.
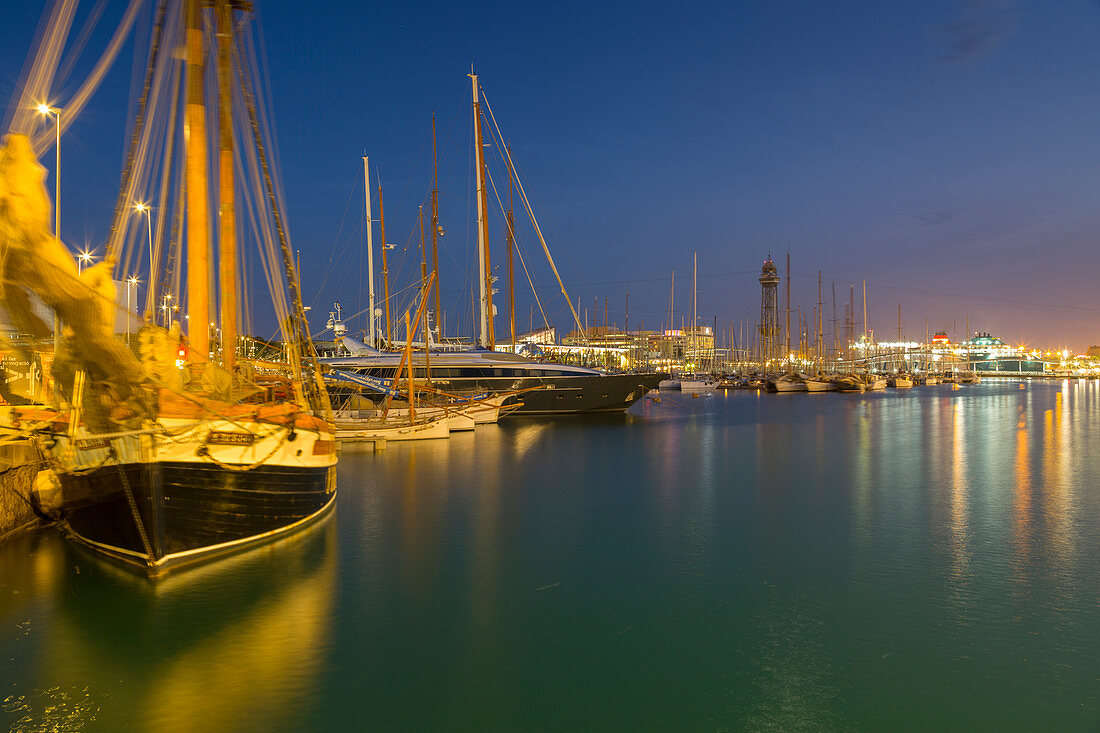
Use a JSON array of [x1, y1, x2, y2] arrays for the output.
[[3, 1, 1100, 350]]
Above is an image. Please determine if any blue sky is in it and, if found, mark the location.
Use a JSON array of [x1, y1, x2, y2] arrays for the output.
[[3, 1, 1100, 350]]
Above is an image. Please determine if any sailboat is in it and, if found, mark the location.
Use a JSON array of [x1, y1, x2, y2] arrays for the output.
[[322, 71, 665, 413], [0, 0, 336, 575]]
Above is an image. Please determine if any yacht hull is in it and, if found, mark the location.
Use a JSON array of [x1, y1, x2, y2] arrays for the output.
[[506, 373, 665, 414]]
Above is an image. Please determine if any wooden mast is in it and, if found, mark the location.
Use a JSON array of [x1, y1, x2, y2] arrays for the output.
[[404, 311, 414, 421], [430, 114, 441, 339], [816, 271, 823, 363], [379, 182, 392, 345], [216, 0, 236, 374], [185, 0, 210, 358], [420, 205, 431, 381], [471, 71, 494, 348], [506, 142, 515, 348]]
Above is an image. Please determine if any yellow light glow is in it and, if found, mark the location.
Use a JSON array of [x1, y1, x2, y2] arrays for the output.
[[134, 202, 148, 213], [36, 103, 51, 115], [78, 250, 93, 263], [128, 276, 139, 285]]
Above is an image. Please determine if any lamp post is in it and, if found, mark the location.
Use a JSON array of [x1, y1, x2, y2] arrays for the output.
[[162, 293, 174, 329], [134, 203, 154, 301], [78, 249, 93, 275], [126, 277, 139, 346], [37, 104, 61, 352]]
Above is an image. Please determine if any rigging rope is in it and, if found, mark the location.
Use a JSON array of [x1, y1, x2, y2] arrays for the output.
[[105, 0, 169, 264], [479, 88, 586, 339]]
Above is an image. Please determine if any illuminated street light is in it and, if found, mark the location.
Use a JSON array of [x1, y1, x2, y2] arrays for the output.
[[126, 276, 140, 346], [37, 103, 61, 351], [133, 203, 154, 308], [77, 249, 94, 275]]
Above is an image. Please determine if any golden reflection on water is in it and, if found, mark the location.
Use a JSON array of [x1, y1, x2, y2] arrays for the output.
[[947, 398, 970, 601], [1012, 412, 1031, 574], [12, 518, 336, 732], [1043, 383, 1076, 588]]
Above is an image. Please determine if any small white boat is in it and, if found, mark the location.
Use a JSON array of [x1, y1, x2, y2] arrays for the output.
[[680, 375, 716, 391], [658, 378, 682, 390], [835, 375, 866, 392], [958, 371, 981, 384], [335, 415, 450, 442], [771, 374, 808, 392], [804, 378, 835, 392], [865, 376, 888, 391], [888, 374, 913, 388], [920, 374, 940, 386]]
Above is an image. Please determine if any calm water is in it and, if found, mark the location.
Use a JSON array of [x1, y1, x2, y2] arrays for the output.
[[2, 380, 1099, 731]]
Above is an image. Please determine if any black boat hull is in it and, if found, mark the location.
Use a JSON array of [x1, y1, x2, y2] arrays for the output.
[[61, 461, 337, 575], [331, 372, 666, 416], [500, 372, 665, 414]]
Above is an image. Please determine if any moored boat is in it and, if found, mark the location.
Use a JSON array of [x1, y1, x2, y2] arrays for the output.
[[769, 373, 808, 392], [888, 373, 913, 388], [0, 1, 337, 576], [835, 375, 866, 392], [804, 375, 836, 392]]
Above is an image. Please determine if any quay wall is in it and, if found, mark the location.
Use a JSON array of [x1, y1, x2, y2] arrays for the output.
[[0, 441, 46, 541]]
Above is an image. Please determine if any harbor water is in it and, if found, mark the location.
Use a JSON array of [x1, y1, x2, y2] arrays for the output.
[[2, 380, 1099, 730]]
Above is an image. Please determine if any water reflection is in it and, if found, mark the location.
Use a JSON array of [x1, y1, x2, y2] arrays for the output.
[[2, 516, 336, 732], [3, 383, 1099, 729], [948, 398, 970, 603]]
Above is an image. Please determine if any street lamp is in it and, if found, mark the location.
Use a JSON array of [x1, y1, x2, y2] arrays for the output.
[[78, 249, 93, 275], [36, 105, 61, 238], [126, 276, 139, 346], [162, 293, 174, 329], [38, 103, 61, 352], [133, 203, 154, 301]]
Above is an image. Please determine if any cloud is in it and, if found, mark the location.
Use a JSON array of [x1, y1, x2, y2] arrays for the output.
[[930, 0, 1019, 63], [914, 211, 955, 225]]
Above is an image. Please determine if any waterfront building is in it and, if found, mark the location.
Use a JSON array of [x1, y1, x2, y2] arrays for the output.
[[929, 332, 1046, 374]]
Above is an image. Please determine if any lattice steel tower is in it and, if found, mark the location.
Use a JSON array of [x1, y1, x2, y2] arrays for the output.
[[759, 257, 781, 370]]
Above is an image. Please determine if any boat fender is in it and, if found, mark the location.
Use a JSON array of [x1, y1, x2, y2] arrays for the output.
[[32, 469, 63, 519]]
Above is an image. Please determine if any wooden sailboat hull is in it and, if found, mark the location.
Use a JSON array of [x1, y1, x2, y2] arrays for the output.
[[61, 462, 335, 575], [53, 416, 338, 576], [335, 415, 451, 441]]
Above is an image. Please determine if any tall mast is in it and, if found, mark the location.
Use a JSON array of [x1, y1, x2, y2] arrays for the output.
[[831, 282, 837, 364], [668, 271, 674, 332], [692, 252, 698, 370], [363, 156, 376, 346], [471, 71, 494, 348], [431, 114, 441, 336], [379, 182, 392, 344], [419, 206, 428, 311], [185, 0, 210, 358], [816, 271, 823, 363], [420, 205, 431, 377], [785, 250, 790, 366], [848, 285, 854, 361], [216, 0, 236, 373], [506, 143, 515, 347], [862, 279, 868, 341]]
